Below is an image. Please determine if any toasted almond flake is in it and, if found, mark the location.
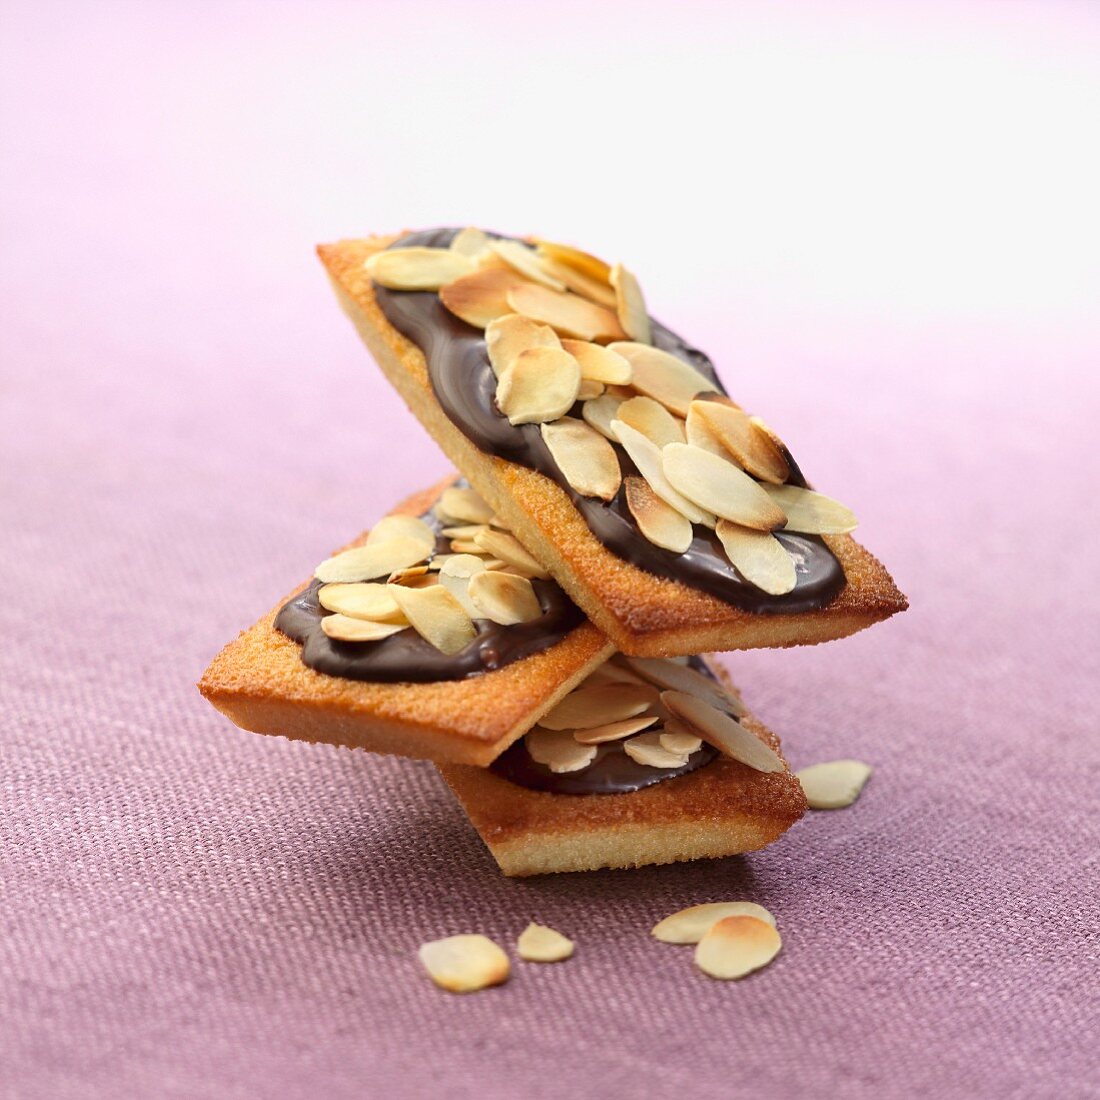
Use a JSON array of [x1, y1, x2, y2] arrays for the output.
[[388, 565, 434, 586], [418, 934, 510, 993], [661, 691, 784, 772], [609, 343, 716, 416], [315, 536, 430, 584], [573, 714, 660, 744], [796, 760, 873, 809], [467, 571, 542, 625], [484, 313, 561, 379], [320, 614, 406, 642], [437, 553, 487, 617], [695, 916, 781, 980], [526, 728, 598, 773], [438, 486, 495, 526], [581, 394, 625, 440], [581, 659, 650, 689], [541, 683, 656, 731], [439, 267, 532, 329], [441, 524, 489, 540], [482, 558, 507, 570], [624, 476, 693, 553], [623, 731, 689, 769], [610, 263, 651, 344], [449, 226, 491, 258], [496, 346, 581, 425], [448, 539, 485, 555], [540, 417, 622, 502], [662, 443, 786, 530], [685, 402, 730, 457], [660, 728, 702, 755], [577, 379, 605, 400], [533, 238, 612, 282], [365, 246, 474, 290], [388, 584, 476, 655], [611, 421, 715, 526], [488, 239, 566, 291], [560, 339, 633, 385], [367, 514, 437, 555], [517, 923, 574, 963], [317, 582, 406, 623], [715, 520, 797, 595], [764, 484, 859, 534], [472, 529, 550, 579], [617, 395, 686, 448], [653, 902, 777, 944], [507, 284, 626, 343], [620, 657, 745, 715], [539, 256, 617, 308], [692, 400, 789, 483]]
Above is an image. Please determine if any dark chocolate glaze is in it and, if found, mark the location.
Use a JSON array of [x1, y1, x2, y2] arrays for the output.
[[374, 228, 845, 614], [275, 513, 585, 684], [489, 657, 725, 795]]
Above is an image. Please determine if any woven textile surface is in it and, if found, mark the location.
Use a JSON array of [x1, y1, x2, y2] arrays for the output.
[[2, 2, 1098, 1097]]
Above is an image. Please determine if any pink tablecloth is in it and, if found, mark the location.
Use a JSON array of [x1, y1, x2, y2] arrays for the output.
[[2, 2, 1097, 1097]]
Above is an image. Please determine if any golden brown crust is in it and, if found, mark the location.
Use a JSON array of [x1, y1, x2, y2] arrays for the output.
[[318, 235, 908, 656], [438, 708, 806, 876], [198, 475, 614, 766]]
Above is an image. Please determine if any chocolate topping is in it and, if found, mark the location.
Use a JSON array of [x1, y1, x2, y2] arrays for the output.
[[275, 512, 585, 684], [374, 228, 845, 613]]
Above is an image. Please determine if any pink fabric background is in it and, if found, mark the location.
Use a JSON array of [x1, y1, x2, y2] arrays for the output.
[[2, 2, 1098, 1097]]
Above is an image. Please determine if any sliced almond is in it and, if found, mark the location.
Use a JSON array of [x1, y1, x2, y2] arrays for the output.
[[488, 239, 566, 291], [438, 553, 487, 617], [796, 760, 873, 809], [661, 691, 784, 772], [472, 529, 550, 579], [695, 916, 782, 980], [317, 582, 406, 623], [507, 284, 626, 343], [623, 731, 688, 769], [439, 267, 532, 329], [320, 614, 406, 643], [533, 238, 612, 282], [685, 401, 730, 457], [609, 343, 716, 415], [577, 379, 605, 401], [496, 346, 581, 425], [573, 714, 659, 745], [367, 514, 437, 555], [485, 312, 562, 378], [315, 536, 430, 584], [692, 400, 789, 483], [653, 902, 777, 944], [715, 520, 797, 595], [662, 443, 786, 530], [467, 571, 542, 625], [516, 923, 574, 963], [581, 393, 625, 440], [611, 421, 715, 526], [561, 339, 632, 385], [617, 395, 686, 448], [526, 728, 598, 773], [581, 659, 650, 689], [764, 484, 858, 534], [388, 584, 476, 655], [418, 934, 510, 993], [448, 539, 485, 555], [624, 476, 693, 553], [539, 257, 617, 308], [441, 524, 490, 540], [620, 657, 745, 716], [610, 262, 651, 344], [449, 226, 491, 258], [540, 417, 622, 502], [365, 246, 474, 290], [388, 565, 434, 586], [540, 683, 656, 731], [660, 727, 702, 755], [438, 486, 495, 525]]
